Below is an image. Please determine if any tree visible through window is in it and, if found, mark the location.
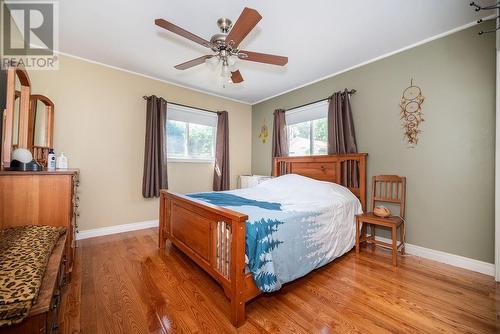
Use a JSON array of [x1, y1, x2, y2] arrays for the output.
[[285, 100, 328, 156], [189, 123, 215, 159], [167, 119, 215, 161], [288, 118, 327, 156]]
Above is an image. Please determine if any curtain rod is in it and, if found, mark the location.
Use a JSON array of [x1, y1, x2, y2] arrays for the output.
[[286, 89, 356, 112], [142, 95, 219, 114]]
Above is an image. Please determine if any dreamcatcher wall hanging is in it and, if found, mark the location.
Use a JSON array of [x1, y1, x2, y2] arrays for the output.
[[400, 79, 425, 147], [258, 118, 269, 144]]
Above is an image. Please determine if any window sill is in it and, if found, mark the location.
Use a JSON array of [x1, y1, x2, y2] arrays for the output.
[[167, 158, 215, 164]]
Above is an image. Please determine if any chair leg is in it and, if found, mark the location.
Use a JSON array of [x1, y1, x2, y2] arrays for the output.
[[370, 224, 375, 241], [391, 226, 397, 266], [399, 223, 405, 255], [355, 218, 360, 254]]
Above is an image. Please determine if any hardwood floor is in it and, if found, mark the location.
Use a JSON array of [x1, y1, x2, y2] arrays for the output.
[[58, 228, 500, 333]]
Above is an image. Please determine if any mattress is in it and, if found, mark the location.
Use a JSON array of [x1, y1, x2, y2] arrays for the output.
[[187, 174, 362, 292]]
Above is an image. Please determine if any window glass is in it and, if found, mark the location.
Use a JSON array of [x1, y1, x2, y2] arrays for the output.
[[166, 106, 216, 162], [312, 118, 328, 155], [188, 123, 215, 159], [167, 120, 186, 158], [286, 100, 328, 156], [289, 121, 311, 156]]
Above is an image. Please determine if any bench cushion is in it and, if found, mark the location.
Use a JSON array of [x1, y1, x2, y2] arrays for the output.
[[0, 225, 65, 327]]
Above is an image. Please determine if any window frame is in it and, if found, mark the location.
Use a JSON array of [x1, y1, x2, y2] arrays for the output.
[[166, 104, 217, 163], [286, 100, 328, 157]]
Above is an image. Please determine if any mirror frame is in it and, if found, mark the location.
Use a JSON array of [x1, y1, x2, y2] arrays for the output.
[[1, 65, 31, 168], [12, 90, 21, 148], [28, 94, 54, 150]]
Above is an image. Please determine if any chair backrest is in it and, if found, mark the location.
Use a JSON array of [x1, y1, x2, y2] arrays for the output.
[[371, 175, 406, 218]]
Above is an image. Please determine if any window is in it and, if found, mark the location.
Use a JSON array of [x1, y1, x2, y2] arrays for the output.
[[166, 104, 217, 162], [286, 100, 328, 156]]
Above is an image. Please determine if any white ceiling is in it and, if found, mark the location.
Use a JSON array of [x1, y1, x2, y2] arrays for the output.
[[56, 0, 491, 104]]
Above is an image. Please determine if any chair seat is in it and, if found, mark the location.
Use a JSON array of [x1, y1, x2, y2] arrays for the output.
[[356, 212, 403, 226]]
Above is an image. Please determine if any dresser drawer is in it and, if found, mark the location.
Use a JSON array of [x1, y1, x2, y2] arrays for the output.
[[46, 289, 61, 334]]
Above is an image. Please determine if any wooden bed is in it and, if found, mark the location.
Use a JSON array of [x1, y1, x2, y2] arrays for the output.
[[159, 154, 367, 327]]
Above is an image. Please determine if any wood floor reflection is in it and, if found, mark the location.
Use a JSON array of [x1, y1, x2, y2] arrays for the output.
[[58, 228, 500, 333]]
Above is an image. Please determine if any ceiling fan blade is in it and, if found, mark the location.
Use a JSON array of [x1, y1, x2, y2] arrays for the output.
[[175, 55, 214, 70], [225, 7, 262, 48], [231, 70, 244, 83], [238, 50, 288, 66], [155, 18, 213, 49]]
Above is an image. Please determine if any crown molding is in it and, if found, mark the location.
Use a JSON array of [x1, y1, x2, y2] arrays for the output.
[[251, 15, 497, 105]]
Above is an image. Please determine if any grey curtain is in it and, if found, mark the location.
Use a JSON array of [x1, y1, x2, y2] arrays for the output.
[[142, 95, 168, 198], [328, 89, 359, 187], [271, 109, 288, 175], [213, 111, 230, 191]]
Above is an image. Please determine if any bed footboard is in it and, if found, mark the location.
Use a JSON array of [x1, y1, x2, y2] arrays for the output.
[[159, 190, 249, 326]]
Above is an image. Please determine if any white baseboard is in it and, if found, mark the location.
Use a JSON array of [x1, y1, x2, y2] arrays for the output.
[[76, 220, 159, 240], [76, 220, 495, 276], [376, 236, 495, 276]]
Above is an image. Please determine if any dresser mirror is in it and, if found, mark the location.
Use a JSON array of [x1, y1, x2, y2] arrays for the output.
[[29, 95, 54, 149], [1, 65, 31, 168], [12, 90, 20, 148], [28, 95, 55, 166]]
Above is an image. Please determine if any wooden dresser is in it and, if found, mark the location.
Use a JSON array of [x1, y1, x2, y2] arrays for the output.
[[0, 169, 79, 280], [0, 234, 67, 334]]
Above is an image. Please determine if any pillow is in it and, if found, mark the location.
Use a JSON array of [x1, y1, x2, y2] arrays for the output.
[[255, 174, 358, 207]]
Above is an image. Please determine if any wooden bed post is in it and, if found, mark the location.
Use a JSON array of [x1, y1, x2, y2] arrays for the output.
[[359, 155, 367, 211], [272, 158, 278, 177], [159, 191, 167, 250], [230, 219, 247, 327]]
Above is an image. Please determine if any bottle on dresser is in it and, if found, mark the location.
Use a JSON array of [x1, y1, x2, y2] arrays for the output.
[[56, 153, 68, 169], [47, 149, 56, 170]]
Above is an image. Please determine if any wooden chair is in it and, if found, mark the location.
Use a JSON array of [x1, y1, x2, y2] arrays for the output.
[[355, 175, 406, 266]]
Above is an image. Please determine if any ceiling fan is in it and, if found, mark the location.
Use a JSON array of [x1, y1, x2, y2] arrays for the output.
[[155, 7, 288, 84]]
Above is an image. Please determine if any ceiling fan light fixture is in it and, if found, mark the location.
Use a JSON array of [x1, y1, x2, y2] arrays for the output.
[[217, 71, 234, 90], [221, 64, 231, 78], [205, 55, 220, 70], [227, 55, 237, 67]]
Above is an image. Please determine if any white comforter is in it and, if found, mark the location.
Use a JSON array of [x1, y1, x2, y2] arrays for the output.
[[188, 174, 362, 292]]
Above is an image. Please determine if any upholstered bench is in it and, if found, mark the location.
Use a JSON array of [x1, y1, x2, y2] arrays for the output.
[[0, 226, 66, 334]]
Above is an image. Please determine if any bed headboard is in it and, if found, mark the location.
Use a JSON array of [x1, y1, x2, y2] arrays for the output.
[[273, 154, 367, 210]]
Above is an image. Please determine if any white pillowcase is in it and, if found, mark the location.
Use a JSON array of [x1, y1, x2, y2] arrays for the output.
[[246, 174, 360, 211]]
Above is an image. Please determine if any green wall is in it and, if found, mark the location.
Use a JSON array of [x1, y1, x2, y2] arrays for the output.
[[251, 24, 496, 263]]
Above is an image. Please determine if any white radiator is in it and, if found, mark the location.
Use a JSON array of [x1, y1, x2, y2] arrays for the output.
[[239, 175, 272, 189]]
